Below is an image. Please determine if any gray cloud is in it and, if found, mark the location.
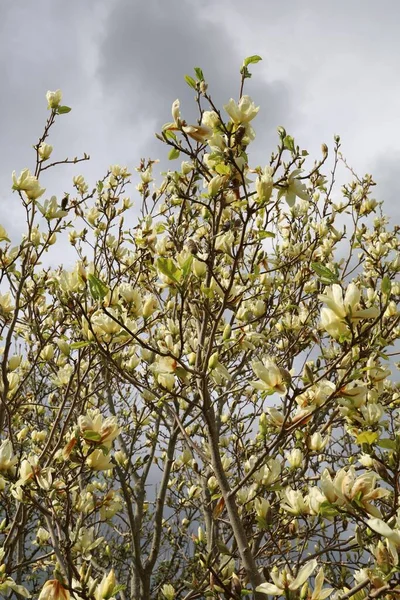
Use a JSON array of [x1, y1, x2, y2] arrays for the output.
[[1, 0, 399, 249], [97, 0, 294, 164], [371, 153, 400, 225]]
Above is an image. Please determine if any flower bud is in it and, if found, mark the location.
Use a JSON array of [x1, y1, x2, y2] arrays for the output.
[[143, 295, 158, 318], [38, 143, 53, 161], [192, 258, 207, 278], [223, 324, 231, 340], [46, 89, 63, 109], [8, 355, 22, 371], [208, 352, 219, 370]]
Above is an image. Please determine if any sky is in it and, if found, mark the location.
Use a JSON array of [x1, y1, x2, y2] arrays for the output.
[[1, 0, 399, 261]]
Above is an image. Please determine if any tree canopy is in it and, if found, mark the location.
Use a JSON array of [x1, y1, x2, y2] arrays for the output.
[[0, 58, 399, 600]]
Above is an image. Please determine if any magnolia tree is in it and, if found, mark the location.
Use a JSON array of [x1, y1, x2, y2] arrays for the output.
[[0, 58, 399, 600]]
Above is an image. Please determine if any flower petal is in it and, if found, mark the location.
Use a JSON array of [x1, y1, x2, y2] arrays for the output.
[[289, 559, 318, 590]]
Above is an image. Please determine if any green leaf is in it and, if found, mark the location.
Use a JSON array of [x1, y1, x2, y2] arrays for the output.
[[184, 75, 197, 89], [356, 431, 378, 445], [283, 135, 295, 152], [156, 257, 182, 284], [182, 254, 193, 279], [244, 55, 262, 67], [168, 147, 180, 160], [70, 341, 92, 350], [319, 501, 339, 518], [163, 129, 177, 142], [111, 585, 126, 596], [83, 430, 102, 442], [311, 262, 339, 283], [194, 67, 204, 81], [57, 105, 72, 114], [87, 274, 109, 301], [377, 438, 396, 450], [216, 540, 231, 555], [258, 231, 276, 240], [381, 276, 391, 295], [214, 163, 231, 175]]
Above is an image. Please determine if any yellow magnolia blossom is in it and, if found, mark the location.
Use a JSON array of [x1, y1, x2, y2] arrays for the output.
[[320, 467, 389, 516], [224, 95, 259, 124], [94, 569, 116, 600], [257, 559, 317, 596], [39, 579, 70, 600], [0, 439, 18, 474], [319, 283, 379, 339], [46, 89, 62, 109], [86, 449, 114, 471], [251, 357, 288, 395], [78, 411, 119, 449], [12, 168, 45, 200]]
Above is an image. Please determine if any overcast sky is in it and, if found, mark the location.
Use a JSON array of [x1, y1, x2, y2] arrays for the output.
[[1, 0, 399, 260]]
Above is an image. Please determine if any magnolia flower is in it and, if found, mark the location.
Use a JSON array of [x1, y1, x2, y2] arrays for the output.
[[171, 99, 180, 125], [286, 448, 303, 468], [12, 169, 45, 200], [151, 356, 178, 391], [99, 489, 122, 520], [308, 432, 329, 452], [319, 283, 379, 339], [0, 224, 10, 242], [337, 382, 368, 408], [359, 402, 384, 425], [280, 487, 309, 515], [254, 497, 271, 522], [282, 169, 309, 207], [0, 576, 31, 598], [78, 411, 119, 449], [91, 311, 121, 339], [161, 584, 176, 600], [297, 380, 336, 410], [39, 579, 70, 600], [37, 196, 68, 220], [143, 294, 158, 318], [367, 517, 400, 565], [307, 567, 334, 600], [0, 439, 18, 474], [207, 174, 228, 197], [307, 486, 326, 515], [72, 527, 104, 557], [95, 569, 116, 600], [320, 467, 389, 516], [255, 166, 274, 203], [86, 449, 114, 471], [182, 124, 213, 142], [46, 89, 62, 109], [200, 111, 218, 131], [366, 357, 391, 391], [252, 458, 281, 487], [257, 559, 318, 596], [38, 142, 53, 161], [224, 95, 259, 124], [251, 357, 287, 395], [36, 527, 50, 545]]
